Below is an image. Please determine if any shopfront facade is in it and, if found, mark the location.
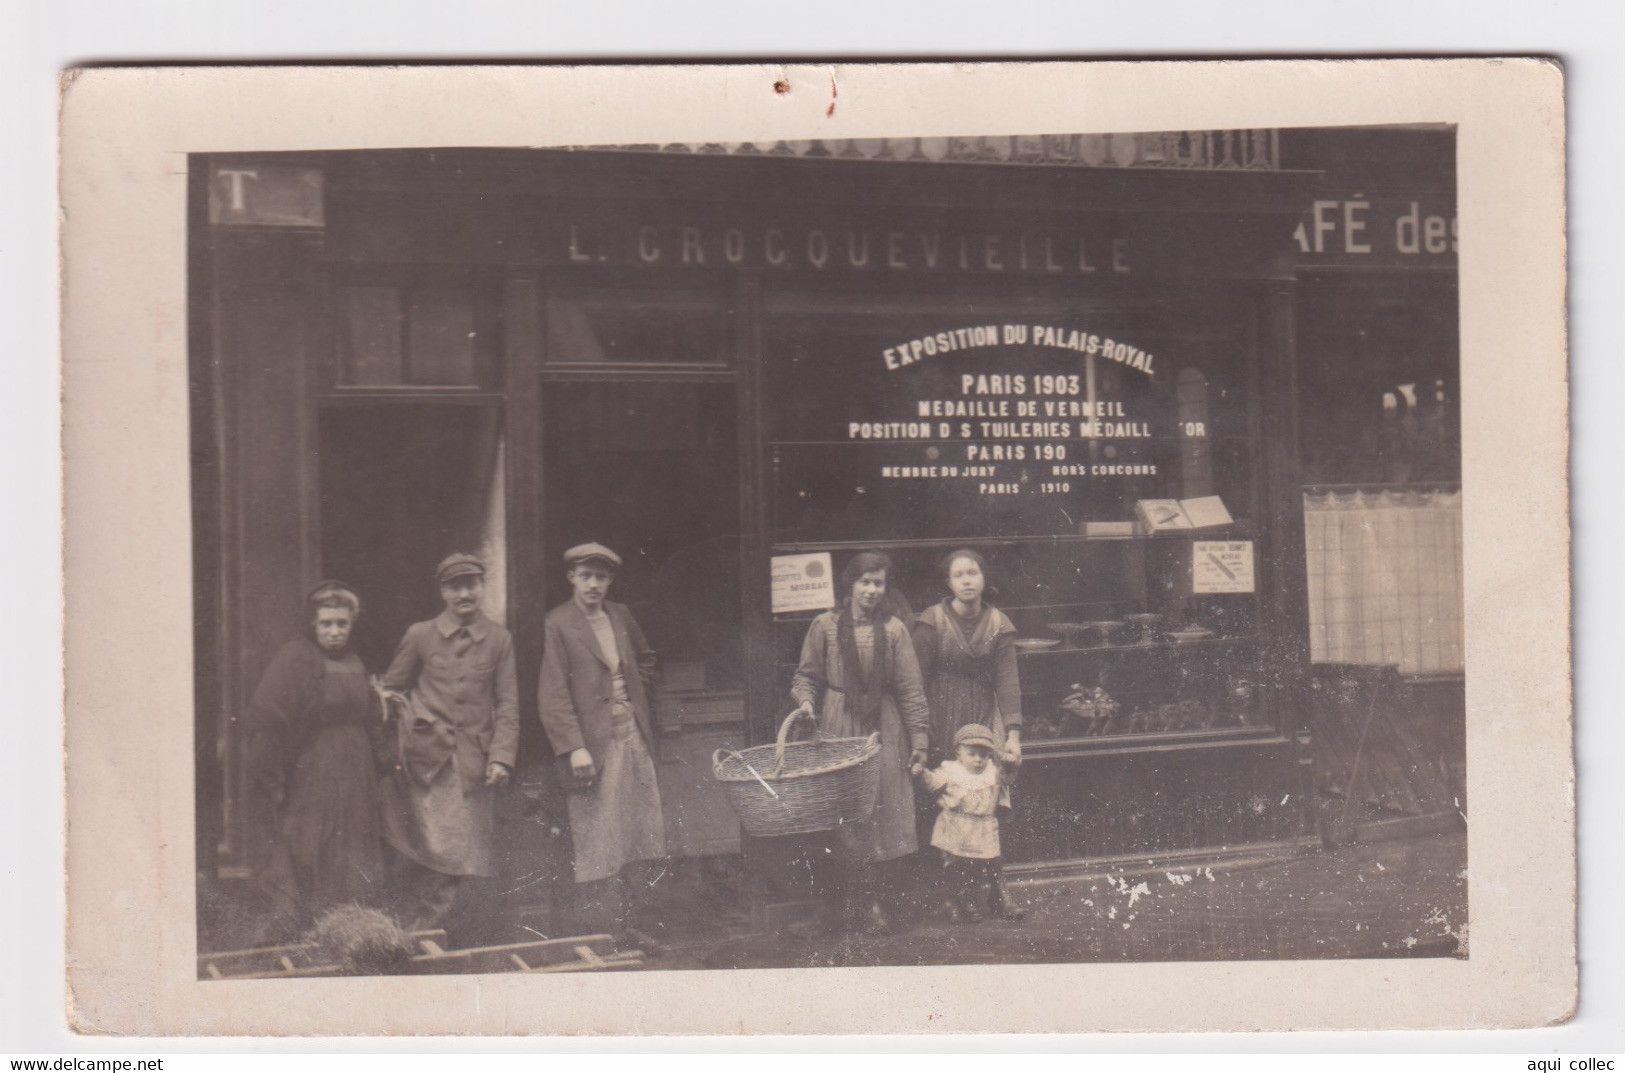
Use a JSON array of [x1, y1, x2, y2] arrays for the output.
[[193, 136, 1330, 895]]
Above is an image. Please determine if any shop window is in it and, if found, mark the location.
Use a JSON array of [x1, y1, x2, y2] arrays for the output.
[[762, 299, 1269, 747], [1175, 368, 1214, 499], [545, 284, 729, 367], [339, 280, 498, 389], [1365, 379, 1455, 485], [1295, 276, 1459, 487], [767, 310, 1252, 545], [344, 286, 405, 385]]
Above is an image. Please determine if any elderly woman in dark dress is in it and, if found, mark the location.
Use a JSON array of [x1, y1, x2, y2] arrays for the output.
[[912, 548, 1026, 920], [790, 551, 932, 934], [244, 581, 385, 940]]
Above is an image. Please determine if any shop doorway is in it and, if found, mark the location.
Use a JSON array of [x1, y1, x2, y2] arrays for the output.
[[540, 381, 742, 692], [318, 404, 506, 672]]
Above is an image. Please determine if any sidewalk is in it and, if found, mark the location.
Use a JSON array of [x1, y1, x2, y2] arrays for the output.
[[647, 827, 1468, 970]]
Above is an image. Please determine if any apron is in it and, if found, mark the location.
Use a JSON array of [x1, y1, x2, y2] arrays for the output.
[[818, 620, 918, 863], [565, 672, 667, 884], [380, 690, 497, 877]]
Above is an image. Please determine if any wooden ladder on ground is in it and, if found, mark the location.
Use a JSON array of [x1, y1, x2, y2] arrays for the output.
[[198, 930, 647, 979]]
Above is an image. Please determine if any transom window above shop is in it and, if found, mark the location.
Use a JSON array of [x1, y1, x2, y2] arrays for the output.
[[544, 283, 730, 369], [335, 275, 501, 390]]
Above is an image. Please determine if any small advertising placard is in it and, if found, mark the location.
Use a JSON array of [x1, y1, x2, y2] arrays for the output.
[[1192, 540, 1255, 594], [771, 552, 836, 613]]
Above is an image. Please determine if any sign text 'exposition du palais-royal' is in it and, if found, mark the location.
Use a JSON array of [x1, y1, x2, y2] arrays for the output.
[[842, 323, 1194, 500]]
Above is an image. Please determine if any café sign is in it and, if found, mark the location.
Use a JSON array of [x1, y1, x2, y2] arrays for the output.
[[1293, 192, 1456, 268]]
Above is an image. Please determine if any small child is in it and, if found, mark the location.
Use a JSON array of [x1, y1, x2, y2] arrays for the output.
[[911, 723, 1021, 924]]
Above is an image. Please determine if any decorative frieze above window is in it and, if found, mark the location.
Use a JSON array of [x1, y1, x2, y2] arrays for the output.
[[574, 132, 1280, 171]]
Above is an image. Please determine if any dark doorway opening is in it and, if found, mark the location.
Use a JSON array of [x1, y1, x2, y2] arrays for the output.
[[318, 404, 506, 672], [541, 381, 742, 690]]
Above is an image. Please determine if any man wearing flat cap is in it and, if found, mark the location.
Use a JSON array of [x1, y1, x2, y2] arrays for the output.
[[538, 543, 668, 951], [379, 552, 519, 933]]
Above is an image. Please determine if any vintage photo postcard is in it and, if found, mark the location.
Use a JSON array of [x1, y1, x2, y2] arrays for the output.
[[59, 60, 1571, 1035]]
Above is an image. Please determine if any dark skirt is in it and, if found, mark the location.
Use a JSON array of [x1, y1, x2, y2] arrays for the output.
[[262, 723, 385, 917]]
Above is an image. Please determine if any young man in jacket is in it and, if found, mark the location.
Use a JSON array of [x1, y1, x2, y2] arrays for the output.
[[537, 543, 668, 953]]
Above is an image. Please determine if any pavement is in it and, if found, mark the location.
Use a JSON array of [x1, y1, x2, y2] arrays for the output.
[[198, 820, 1467, 975], [641, 826, 1468, 971]]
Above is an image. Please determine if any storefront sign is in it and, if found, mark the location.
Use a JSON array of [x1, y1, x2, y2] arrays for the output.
[[770, 312, 1217, 543], [1294, 194, 1456, 268], [852, 327, 1174, 501], [770, 553, 836, 613], [328, 192, 1284, 280], [1192, 541, 1255, 594], [208, 162, 325, 228], [564, 221, 1133, 277]]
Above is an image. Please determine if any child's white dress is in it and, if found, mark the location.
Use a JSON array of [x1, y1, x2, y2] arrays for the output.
[[919, 759, 1002, 860]]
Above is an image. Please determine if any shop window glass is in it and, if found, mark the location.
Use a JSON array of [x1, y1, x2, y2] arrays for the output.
[[341, 282, 488, 388], [1175, 367, 1214, 498], [405, 287, 477, 386], [545, 285, 728, 366], [763, 302, 1266, 746], [344, 286, 403, 385], [766, 310, 1253, 545], [1294, 276, 1459, 487]]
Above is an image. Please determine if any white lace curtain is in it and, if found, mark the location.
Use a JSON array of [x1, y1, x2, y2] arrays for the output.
[[1303, 488, 1463, 676]]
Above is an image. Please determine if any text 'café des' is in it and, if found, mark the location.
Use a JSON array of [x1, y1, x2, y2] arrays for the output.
[[194, 130, 1460, 900]]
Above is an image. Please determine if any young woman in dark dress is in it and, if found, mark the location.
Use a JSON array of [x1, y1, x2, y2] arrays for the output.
[[911, 549, 1026, 920]]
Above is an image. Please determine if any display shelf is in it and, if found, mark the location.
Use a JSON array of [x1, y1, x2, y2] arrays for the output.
[[770, 522, 1249, 556], [1013, 633, 1258, 658], [767, 632, 1255, 665], [1021, 725, 1289, 759], [766, 512, 1275, 743], [771, 599, 1141, 626]]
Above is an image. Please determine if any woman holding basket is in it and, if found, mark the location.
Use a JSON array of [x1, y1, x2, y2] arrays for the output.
[[790, 551, 932, 935]]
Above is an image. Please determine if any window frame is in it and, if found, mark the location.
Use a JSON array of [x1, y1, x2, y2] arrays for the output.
[[320, 263, 505, 397]]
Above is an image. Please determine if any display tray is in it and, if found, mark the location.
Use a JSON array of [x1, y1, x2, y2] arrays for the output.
[[768, 522, 1251, 556], [1013, 633, 1255, 655], [1022, 725, 1286, 755]]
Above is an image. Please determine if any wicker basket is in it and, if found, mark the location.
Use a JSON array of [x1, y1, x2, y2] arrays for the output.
[[712, 712, 882, 837]]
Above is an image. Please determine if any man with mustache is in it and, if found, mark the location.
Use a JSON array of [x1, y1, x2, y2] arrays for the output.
[[379, 552, 519, 934]]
